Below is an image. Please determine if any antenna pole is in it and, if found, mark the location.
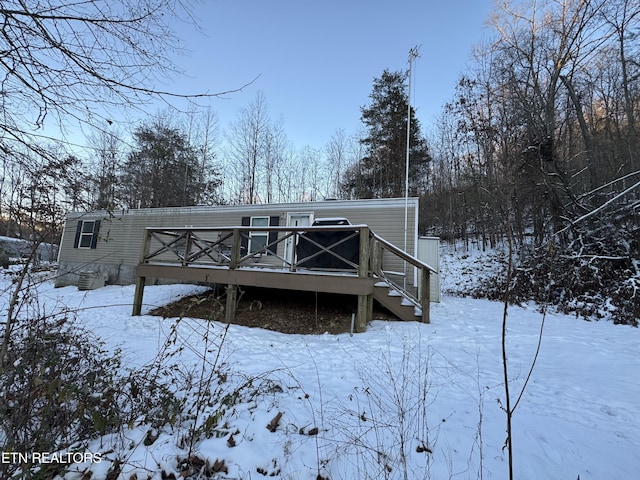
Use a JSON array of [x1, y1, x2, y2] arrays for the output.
[[404, 45, 420, 290]]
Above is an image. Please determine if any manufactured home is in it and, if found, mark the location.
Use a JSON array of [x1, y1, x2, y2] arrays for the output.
[[56, 197, 439, 330]]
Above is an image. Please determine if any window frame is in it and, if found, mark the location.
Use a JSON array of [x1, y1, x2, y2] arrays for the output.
[[73, 220, 100, 249], [248, 216, 269, 254]]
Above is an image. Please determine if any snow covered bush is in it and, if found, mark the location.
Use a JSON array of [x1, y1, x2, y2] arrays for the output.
[[0, 311, 124, 479], [475, 204, 639, 326], [0, 308, 183, 480]]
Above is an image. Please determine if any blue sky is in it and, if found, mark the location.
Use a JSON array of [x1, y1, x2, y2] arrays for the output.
[[171, 0, 495, 149]]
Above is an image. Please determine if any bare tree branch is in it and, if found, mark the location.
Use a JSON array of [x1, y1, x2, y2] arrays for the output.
[[0, 0, 254, 154]]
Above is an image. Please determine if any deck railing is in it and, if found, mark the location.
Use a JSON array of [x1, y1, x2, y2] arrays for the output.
[[141, 224, 366, 271], [134, 224, 436, 327]]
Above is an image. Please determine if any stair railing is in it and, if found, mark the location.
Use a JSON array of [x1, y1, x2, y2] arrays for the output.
[[369, 231, 437, 323]]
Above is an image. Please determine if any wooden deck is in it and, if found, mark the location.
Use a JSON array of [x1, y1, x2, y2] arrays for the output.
[[132, 225, 436, 332]]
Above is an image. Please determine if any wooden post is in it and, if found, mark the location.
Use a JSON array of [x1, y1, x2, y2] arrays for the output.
[[225, 228, 241, 324], [183, 230, 191, 267], [420, 267, 431, 324], [132, 276, 146, 316], [225, 284, 237, 324], [368, 238, 382, 331], [371, 239, 383, 277], [355, 227, 372, 333], [229, 228, 241, 269], [132, 229, 152, 316], [289, 231, 298, 272]]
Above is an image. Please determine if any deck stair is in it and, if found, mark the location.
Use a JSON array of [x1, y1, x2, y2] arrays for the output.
[[373, 281, 422, 321]]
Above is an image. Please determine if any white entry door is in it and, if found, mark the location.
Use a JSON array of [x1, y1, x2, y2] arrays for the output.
[[285, 212, 313, 265]]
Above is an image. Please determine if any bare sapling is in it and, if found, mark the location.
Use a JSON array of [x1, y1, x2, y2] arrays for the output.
[[500, 219, 546, 480]]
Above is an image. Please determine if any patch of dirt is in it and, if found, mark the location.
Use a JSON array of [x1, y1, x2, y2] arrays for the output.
[[150, 286, 397, 334]]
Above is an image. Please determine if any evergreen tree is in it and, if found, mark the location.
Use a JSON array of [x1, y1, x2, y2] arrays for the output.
[[120, 121, 221, 208], [342, 70, 430, 199]]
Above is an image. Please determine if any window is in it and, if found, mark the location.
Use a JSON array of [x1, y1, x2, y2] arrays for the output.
[[241, 215, 279, 255], [249, 216, 269, 254], [73, 220, 100, 249]]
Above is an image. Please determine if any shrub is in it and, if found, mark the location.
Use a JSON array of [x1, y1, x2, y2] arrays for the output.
[[0, 312, 121, 478], [0, 308, 183, 479], [475, 204, 640, 326]]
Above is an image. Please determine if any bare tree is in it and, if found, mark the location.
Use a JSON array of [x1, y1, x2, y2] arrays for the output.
[[300, 146, 325, 202], [0, 1, 248, 445], [183, 107, 223, 205], [226, 91, 272, 204], [0, 1, 243, 156], [86, 127, 123, 210], [263, 119, 288, 204], [489, 0, 613, 235], [599, 0, 640, 172], [326, 129, 349, 199], [273, 149, 298, 203]]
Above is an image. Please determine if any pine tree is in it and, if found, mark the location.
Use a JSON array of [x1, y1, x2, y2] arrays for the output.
[[342, 70, 430, 199], [120, 121, 221, 208]]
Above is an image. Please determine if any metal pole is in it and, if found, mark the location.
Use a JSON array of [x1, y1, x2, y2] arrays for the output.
[[404, 45, 420, 289]]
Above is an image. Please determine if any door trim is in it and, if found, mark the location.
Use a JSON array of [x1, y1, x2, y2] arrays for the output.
[[284, 212, 314, 265]]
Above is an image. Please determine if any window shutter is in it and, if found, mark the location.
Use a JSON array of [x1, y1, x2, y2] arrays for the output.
[[73, 221, 82, 248], [268, 216, 279, 254], [240, 216, 250, 255], [90, 220, 101, 249]]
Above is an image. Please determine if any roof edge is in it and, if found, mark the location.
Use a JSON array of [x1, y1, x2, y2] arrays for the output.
[[66, 197, 419, 218]]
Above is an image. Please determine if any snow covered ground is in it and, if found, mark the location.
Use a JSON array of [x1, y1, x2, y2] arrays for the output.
[[2, 245, 640, 479]]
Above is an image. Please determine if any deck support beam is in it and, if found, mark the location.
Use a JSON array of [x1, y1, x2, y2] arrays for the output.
[[132, 276, 145, 316], [225, 284, 237, 324], [132, 230, 152, 316], [356, 293, 373, 333], [355, 226, 372, 333], [224, 229, 241, 324], [420, 268, 431, 324]]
